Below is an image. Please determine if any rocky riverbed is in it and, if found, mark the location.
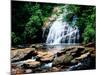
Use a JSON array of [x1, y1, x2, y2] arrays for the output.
[[11, 43, 96, 75]]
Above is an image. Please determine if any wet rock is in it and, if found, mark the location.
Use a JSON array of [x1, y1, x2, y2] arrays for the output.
[[40, 56, 54, 62], [62, 46, 84, 57], [30, 44, 43, 49], [11, 48, 35, 62], [77, 46, 85, 51], [11, 67, 24, 75], [71, 46, 85, 57], [75, 52, 90, 60], [30, 44, 36, 48], [53, 47, 78, 57], [85, 42, 95, 47], [70, 59, 79, 64], [66, 48, 78, 55], [61, 46, 85, 56], [22, 59, 41, 68], [56, 50, 66, 57], [63, 46, 76, 52], [25, 69, 33, 73], [41, 63, 53, 69], [53, 54, 73, 66], [90, 48, 96, 57], [51, 67, 60, 72], [37, 51, 54, 62], [71, 52, 90, 64], [37, 51, 48, 57]]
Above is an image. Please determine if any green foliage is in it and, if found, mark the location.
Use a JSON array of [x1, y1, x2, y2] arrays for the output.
[[66, 5, 96, 44], [11, 1, 56, 45], [11, 1, 96, 45], [11, 32, 21, 45], [83, 25, 95, 43]]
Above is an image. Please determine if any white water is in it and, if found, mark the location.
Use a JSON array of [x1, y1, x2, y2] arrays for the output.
[[46, 6, 80, 45]]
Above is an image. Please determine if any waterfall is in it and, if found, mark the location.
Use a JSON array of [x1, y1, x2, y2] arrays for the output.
[[46, 6, 80, 45]]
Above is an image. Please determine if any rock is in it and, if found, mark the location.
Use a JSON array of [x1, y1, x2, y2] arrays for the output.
[[37, 51, 54, 62], [30, 44, 43, 49], [29, 44, 36, 48], [25, 69, 32, 73], [56, 51, 65, 57], [22, 59, 41, 68], [63, 46, 85, 57], [81, 47, 94, 54], [77, 46, 85, 51], [53, 54, 73, 66], [11, 48, 35, 62], [66, 48, 78, 55], [71, 46, 85, 57], [61, 46, 84, 56], [17, 45, 26, 48], [70, 52, 90, 64], [48, 14, 57, 21], [41, 63, 53, 69], [53, 7, 61, 13], [37, 51, 48, 57], [71, 59, 79, 64], [11, 67, 24, 75], [15, 68, 24, 74], [40, 56, 54, 62], [11, 47, 17, 50], [63, 46, 76, 52], [85, 42, 95, 47], [90, 48, 96, 57], [75, 52, 90, 60], [51, 67, 60, 72]]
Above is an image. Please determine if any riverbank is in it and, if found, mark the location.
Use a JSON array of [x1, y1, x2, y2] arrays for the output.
[[11, 43, 96, 74]]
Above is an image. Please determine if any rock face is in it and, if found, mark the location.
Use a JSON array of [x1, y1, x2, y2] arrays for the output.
[[11, 48, 35, 62]]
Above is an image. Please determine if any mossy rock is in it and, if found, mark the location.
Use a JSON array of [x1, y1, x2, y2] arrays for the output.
[[53, 54, 73, 66]]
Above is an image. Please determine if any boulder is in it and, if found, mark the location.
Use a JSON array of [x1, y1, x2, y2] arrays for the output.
[[63, 46, 76, 52], [53, 54, 73, 66], [11, 67, 24, 75], [51, 67, 60, 72], [11, 48, 35, 62], [37, 51, 54, 62], [63, 46, 85, 57], [25, 69, 33, 73], [70, 59, 79, 64], [22, 59, 41, 68], [77, 46, 85, 51], [85, 42, 95, 47], [40, 56, 54, 62], [75, 52, 90, 60], [29, 44, 43, 49]]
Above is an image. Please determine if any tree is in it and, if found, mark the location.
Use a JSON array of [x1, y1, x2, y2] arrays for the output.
[[11, 1, 56, 45], [66, 5, 96, 44]]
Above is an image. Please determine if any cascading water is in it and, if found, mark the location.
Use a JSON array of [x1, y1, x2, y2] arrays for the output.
[[46, 6, 80, 45]]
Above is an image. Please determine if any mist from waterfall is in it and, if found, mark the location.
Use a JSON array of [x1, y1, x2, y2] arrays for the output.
[[46, 6, 80, 45]]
